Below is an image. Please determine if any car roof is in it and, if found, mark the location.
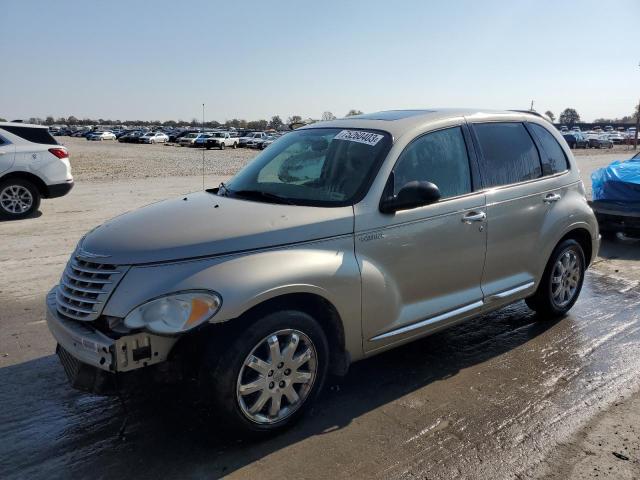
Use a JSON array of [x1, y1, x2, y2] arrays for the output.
[[0, 121, 49, 129], [302, 108, 548, 139]]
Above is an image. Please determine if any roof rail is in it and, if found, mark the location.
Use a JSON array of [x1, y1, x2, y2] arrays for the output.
[[509, 110, 545, 119]]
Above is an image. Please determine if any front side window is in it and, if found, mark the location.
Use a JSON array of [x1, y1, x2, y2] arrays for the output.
[[393, 126, 472, 199], [225, 128, 391, 206], [473, 122, 541, 188], [529, 123, 569, 175]]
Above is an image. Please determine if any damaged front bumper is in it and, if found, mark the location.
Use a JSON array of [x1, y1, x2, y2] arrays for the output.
[[46, 289, 178, 392]]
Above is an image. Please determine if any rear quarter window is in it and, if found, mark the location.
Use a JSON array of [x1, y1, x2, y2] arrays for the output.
[[528, 123, 569, 175], [473, 122, 542, 188], [0, 126, 59, 145]]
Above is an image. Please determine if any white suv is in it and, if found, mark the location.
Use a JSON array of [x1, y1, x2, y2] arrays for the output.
[[0, 122, 74, 219]]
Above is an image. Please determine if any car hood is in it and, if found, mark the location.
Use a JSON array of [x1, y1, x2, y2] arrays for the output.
[[79, 192, 354, 265]]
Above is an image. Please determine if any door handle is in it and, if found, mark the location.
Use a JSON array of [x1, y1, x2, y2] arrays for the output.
[[544, 193, 561, 203], [462, 211, 486, 223]]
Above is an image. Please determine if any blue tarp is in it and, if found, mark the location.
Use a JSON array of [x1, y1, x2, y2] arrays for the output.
[[591, 158, 640, 202]]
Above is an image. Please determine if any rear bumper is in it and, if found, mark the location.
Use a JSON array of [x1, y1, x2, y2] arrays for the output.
[[45, 180, 74, 198], [589, 201, 640, 236], [46, 289, 177, 374]]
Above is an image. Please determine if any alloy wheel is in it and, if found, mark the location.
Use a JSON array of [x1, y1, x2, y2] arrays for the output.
[[0, 185, 33, 215], [551, 249, 581, 308], [236, 329, 317, 425]]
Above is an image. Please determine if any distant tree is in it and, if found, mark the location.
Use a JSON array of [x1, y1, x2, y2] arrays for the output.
[[0, 117, 6, 122], [321, 111, 336, 121], [269, 115, 284, 130], [28, 117, 39, 124], [247, 119, 268, 130], [56, 117, 66, 124], [544, 110, 555, 123], [67, 116, 78, 125], [558, 108, 580, 125], [45, 116, 54, 125], [287, 115, 303, 125], [345, 109, 363, 117]]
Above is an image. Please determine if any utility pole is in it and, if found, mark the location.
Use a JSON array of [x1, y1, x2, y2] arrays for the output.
[[530, 100, 534, 111]]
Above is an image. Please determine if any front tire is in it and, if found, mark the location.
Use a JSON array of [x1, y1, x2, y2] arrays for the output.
[[201, 310, 329, 438], [0, 179, 41, 219], [526, 239, 585, 318], [220, 143, 225, 150]]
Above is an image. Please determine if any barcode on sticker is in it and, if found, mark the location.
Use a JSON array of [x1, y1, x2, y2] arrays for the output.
[[334, 130, 384, 146]]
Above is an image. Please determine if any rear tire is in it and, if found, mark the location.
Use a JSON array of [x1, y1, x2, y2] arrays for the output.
[[526, 239, 585, 318], [200, 310, 329, 438], [220, 143, 225, 150], [232, 142, 237, 149], [0, 179, 41, 219]]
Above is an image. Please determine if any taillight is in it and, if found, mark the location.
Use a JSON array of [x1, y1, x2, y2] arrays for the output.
[[48, 147, 69, 159]]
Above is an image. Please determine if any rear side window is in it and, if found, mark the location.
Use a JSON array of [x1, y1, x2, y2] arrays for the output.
[[529, 123, 569, 175], [473, 122, 541, 188], [0, 126, 58, 145], [393, 126, 472, 199]]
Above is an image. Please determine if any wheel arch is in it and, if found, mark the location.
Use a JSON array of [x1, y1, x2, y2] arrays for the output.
[[0, 171, 48, 197], [558, 227, 593, 267], [237, 292, 349, 376]]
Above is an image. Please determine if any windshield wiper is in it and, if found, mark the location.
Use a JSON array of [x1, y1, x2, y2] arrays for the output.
[[231, 189, 296, 205]]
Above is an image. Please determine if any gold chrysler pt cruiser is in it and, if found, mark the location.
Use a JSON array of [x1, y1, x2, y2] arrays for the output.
[[47, 109, 599, 436]]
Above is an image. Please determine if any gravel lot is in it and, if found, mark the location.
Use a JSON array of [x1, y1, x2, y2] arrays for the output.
[[59, 137, 257, 181]]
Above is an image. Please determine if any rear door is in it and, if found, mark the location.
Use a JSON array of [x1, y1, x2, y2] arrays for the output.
[[470, 121, 569, 306]]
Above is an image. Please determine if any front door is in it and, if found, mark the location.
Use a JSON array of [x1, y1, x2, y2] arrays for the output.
[[355, 125, 487, 353]]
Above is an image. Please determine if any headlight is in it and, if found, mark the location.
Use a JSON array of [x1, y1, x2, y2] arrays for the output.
[[124, 290, 222, 334]]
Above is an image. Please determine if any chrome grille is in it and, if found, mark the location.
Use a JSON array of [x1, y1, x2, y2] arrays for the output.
[[56, 256, 129, 321]]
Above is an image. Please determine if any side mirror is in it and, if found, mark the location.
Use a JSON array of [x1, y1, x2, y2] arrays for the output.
[[379, 181, 441, 214]]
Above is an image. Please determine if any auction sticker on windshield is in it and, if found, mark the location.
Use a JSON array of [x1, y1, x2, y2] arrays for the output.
[[334, 130, 384, 146]]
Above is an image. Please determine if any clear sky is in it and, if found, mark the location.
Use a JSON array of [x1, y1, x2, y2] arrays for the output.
[[2, 0, 638, 123]]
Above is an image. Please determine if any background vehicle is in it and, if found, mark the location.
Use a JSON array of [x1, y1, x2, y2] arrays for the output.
[[118, 131, 144, 143], [87, 131, 116, 141], [238, 131, 267, 147], [139, 132, 169, 144], [586, 134, 613, 149], [258, 135, 278, 149], [204, 132, 238, 150], [177, 132, 200, 146], [562, 132, 589, 149], [0, 122, 74, 219]]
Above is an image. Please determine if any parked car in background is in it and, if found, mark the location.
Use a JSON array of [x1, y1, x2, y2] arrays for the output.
[[193, 133, 215, 148], [118, 131, 144, 143], [586, 134, 613, 149], [562, 132, 589, 149], [570, 126, 581, 132], [170, 129, 196, 142], [0, 122, 74, 219], [239, 131, 267, 147], [177, 132, 200, 147], [87, 131, 116, 141], [259, 135, 278, 150], [250, 135, 277, 149], [204, 132, 239, 150], [606, 132, 625, 145], [139, 132, 169, 144]]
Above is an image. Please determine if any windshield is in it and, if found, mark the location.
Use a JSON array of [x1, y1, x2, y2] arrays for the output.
[[223, 127, 391, 206]]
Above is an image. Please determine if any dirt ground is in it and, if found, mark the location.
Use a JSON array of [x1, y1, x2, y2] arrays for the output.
[[0, 139, 639, 479]]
